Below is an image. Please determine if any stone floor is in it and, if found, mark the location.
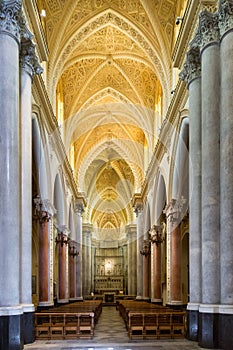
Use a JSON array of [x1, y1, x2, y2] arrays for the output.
[[24, 306, 216, 350]]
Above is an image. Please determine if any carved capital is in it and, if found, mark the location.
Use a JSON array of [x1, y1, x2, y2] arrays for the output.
[[164, 197, 186, 222], [20, 37, 43, 77], [179, 47, 201, 85], [219, 0, 233, 37], [0, 0, 22, 42], [140, 239, 151, 256], [199, 10, 220, 50]]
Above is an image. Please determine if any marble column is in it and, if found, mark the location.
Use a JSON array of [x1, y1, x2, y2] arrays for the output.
[[38, 213, 50, 305], [75, 201, 85, 300], [140, 237, 150, 300], [134, 202, 144, 300], [69, 242, 78, 300], [180, 44, 202, 340], [149, 225, 163, 304], [219, 2, 233, 349], [19, 28, 43, 344], [165, 199, 184, 307], [82, 224, 92, 297], [199, 10, 220, 349], [126, 224, 137, 296], [0, 2, 23, 348], [56, 228, 69, 303]]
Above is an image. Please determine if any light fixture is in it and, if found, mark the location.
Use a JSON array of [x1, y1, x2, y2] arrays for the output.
[[149, 224, 166, 246], [40, 9, 46, 17], [176, 16, 183, 25]]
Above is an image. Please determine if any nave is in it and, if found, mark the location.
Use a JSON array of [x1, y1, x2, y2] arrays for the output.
[[24, 306, 212, 350]]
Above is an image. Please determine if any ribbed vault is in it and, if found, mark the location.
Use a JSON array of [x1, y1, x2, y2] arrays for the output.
[[40, 0, 183, 241]]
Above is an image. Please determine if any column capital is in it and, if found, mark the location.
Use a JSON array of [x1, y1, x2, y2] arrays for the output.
[[33, 196, 56, 223], [179, 46, 201, 86], [140, 239, 151, 256], [198, 10, 220, 50], [164, 197, 186, 222], [131, 193, 143, 217], [0, 0, 22, 43], [20, 36, 43, 77], [219, 0, 233, 37], [74, 193, 86, 215]]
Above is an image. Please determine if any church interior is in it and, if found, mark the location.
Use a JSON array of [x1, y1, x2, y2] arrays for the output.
[[0, 0, 233, 349]]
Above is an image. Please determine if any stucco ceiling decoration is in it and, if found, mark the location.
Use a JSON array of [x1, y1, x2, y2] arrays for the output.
[[41, 0, 179, 239]]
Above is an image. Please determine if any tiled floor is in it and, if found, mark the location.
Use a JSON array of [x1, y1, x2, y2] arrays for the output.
[[24, 306, 216, 350]]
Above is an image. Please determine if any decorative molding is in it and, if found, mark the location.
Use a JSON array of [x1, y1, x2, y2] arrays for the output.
[[179, 46, 201, 86], [199, 10, 220, 50], [0, 0, 22, 43], [218, 0, 233, 38]]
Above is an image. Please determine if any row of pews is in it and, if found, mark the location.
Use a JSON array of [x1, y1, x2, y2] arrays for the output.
[[117, 300, 186, 340], [35, 300, 102, 340]]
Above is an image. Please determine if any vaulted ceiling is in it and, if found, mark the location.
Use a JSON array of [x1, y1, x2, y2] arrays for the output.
[[39, 0, 184, 240]]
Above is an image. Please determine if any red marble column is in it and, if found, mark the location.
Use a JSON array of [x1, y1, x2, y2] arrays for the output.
[[39, 219, 49, 303], [69, 254, 75, 299], [171, 223, 182, 303], [58, 241, 66, 301], [69, 245, 78, 299], [141, 241, 150, 300], [152, 243, 162, 302]]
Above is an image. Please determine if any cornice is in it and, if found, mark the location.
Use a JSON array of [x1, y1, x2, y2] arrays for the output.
[[32, 75, 79, 200], [141, 78, 188, 200], [23, 0, 48, 62], [172, 0, 217, 69]]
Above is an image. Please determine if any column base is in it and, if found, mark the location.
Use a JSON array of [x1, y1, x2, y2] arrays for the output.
[[219, 306, 233, 350], [57, 298, 69, 304], [75, 296, 84, 301], [199, 305, 220, 349], [136, 295, 143, 300], [187, 309, 199, 341], [151, 298, 163, 305], [23, 311, 35, 344], [0, 307, 24, 350]]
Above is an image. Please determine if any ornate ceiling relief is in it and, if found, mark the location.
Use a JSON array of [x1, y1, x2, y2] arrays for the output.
[[40, 1, 180, 240]]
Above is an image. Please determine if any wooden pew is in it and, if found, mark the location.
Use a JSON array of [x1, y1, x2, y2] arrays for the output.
[[35, 311, 95, 340]]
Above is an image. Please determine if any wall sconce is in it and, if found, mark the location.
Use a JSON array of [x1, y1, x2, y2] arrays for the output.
[[149, 224, 166, 246], [140, 241, 151, 256], [40, 9, 46, 17], [55, 232, 70, 247], [176, 16, 183, 25], [69, 245, 79, 258], [33, 195, 50, 223]]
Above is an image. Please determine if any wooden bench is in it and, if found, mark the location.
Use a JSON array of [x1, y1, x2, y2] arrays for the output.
[[35, 312, 95, 339], [126, 310, 186, 340]]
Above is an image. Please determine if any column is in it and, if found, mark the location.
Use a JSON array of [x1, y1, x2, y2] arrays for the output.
[[199, 10, 220, 349], [75, 200, 85, 300], [69, 241, 78, 300], [219, 2, 233, 349], [0, 2, 23, 348], [56, 228, 69, 303], [140, 237, 150, 300], [165, 199, 184, 307], [19, 28, 43, 343], [82, 224, 92, 297], [126, 224, 137, 296], [179, 44, 202, 340], [134, 201, 144, 300], [149, 225, 164, 304]]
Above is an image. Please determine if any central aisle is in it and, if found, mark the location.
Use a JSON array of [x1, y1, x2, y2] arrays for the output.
[[93, 306, 129, 343]]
